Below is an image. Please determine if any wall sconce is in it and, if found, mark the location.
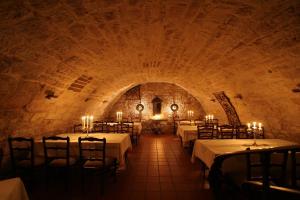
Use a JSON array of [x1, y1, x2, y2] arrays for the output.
[[81, 115, 94, 135]]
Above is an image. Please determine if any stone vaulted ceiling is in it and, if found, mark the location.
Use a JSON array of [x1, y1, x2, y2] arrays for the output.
[[0, 0, 299, 141]]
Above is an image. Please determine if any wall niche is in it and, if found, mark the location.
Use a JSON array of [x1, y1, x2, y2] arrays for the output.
[[103, 82, 205, 122]]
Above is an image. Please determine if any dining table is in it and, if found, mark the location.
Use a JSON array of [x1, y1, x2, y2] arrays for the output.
[[35, 133, 132, 169], [191, 138, 299, 169], [176, 124, 198, 147], [0, 177, 29, 200]]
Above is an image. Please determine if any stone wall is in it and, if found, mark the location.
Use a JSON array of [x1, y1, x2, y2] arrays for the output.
[[103, 83, 206, 122]]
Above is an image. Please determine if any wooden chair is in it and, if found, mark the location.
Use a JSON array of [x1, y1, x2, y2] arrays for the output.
[[197, 126, 214, 179], [291, 148, 300, 188], [246, 148, 288, 185], [78, 137, 117, 193], [208, 146, 300, 200], [236, 125, 250, 139], [93, 122, 107, 133], [219, 125, 234, 139], [73, 124, 83, 133], [43, 136, 76, 188], [197, 126, 214, 139], [123, 122, 138, 144], [8, 136, 44, 178], [106, 122, 118, 133]]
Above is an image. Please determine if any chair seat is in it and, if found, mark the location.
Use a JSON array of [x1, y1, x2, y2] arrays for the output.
[[83, 157, 116, 169], [49, 158, 76, 167], [17, 156, 45, 168]]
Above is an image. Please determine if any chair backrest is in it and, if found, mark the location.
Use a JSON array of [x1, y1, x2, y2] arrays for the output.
[[106, 122, 118, 132], [197, 126, 214, 139], [209, 146, 300, 200], [205, 119, 218, 129], [219, 125, 234, 139], [246, 148, 288, 184], [43, 136, 70, 166], [236, 125, 250, 139], [73, 124, 83, 133], [93, 122, 107, 133], [114, 123, 132, 133], [291, 148, 300, 188], [78, 137, 106, 165], [8, 136, 34, 169], [122, 122, 134, 134]]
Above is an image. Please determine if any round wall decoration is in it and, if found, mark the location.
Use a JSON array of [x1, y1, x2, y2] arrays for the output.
[[136, 103, 144, 112], [170, 103, 179, 111]]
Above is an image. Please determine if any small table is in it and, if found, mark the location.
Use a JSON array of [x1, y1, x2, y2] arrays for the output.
[[191, 139, 299, 169], [0, 177, 29, 200], [176, 125, 198, 146]]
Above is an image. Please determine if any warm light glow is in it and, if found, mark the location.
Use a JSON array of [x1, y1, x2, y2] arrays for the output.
[[205, 114, 214, 121], [116, 111, 123, 122], [187, 110, 194, 119], [247, 121, 263, 130], [152, 114, 162, 120], [258, 123, 262, 130], [81, 115, 93, 132], [253, 122, 257, 129]]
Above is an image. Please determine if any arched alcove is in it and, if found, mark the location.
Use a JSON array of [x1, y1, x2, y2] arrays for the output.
[[102, 82, 207, 122]]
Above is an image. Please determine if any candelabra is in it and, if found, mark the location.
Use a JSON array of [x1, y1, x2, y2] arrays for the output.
[[187, 110, 194, 122], [116, 111, 123, 123], [81, 115, 94, 136], [247, 122, 263, 146]]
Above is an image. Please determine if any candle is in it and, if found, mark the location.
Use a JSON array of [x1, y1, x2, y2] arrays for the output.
[[90, 116, 94, 129], [247, 123, 251, 130], [82, 116, 86, 129], [211, 115, 214, 120], [116, 112, 122, 122], [253, 122, 257, 129], [258, 122, 262, 130]]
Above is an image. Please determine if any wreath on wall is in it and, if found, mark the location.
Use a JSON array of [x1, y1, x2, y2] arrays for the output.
[[136, 103, 144, 112], [170, 103, 179, 112]]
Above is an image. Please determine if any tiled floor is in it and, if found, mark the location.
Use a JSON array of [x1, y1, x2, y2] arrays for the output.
[[27, 133, 213, 200]]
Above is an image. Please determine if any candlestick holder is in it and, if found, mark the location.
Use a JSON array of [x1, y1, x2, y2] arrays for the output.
[[81, 115, 94, 137], [247, 121, 263, 146]]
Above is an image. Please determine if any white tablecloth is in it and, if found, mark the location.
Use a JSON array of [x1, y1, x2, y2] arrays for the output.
[[191, 139, 299, 169], [35, 133, 132, 168], [0, 178, 29, 200], [176, 125, 198, 146]]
